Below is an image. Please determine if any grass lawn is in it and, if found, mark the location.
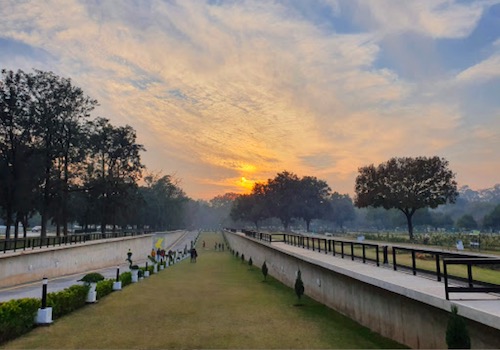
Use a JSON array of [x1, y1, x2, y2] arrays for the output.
[[2, 232, 405, 349]]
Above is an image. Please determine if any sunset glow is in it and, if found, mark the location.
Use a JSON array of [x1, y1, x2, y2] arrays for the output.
[[1, 1, 498, 199]]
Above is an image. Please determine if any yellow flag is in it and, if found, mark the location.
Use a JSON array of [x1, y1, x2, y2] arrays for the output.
[[155, 238, 164, 249]]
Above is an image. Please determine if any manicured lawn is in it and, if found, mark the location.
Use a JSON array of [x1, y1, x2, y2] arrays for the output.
[[2, 232, 404, 349]]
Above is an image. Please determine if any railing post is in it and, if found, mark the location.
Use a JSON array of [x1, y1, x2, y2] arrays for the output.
[[467, 264, 473, 288], [328, 239, 331, 253], [376, 245, 380, 266], [443, 260, 449, 300], [435, 254, 441, 282], [362, 244, 366, 263], [332, 240, 336, 256], [350, 242, 354, 261], [307, 237, 310, 250], [392, 246, 397, 271], [411, 250, 417, 275], [341, 242, 344, 258]]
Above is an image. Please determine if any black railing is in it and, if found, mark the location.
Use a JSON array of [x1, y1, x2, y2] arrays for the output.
[[443, 258, 500, 300], [1, 230, 153, 254], [228, 228, 500, 290], [283, 233, 380, 266]]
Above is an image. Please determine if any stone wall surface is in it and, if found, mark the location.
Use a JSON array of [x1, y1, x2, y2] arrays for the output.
[[0, 231, 187, 288], [224, 231, 500, 349]]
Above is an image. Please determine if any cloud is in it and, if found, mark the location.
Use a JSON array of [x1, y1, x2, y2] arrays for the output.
[[351, 0, 491, 39], [0, 0, 498, 199]]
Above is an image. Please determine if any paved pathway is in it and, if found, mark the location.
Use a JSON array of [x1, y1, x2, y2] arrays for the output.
[[0, 230, 199, 302]]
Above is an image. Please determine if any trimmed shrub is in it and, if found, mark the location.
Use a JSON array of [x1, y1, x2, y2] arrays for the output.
[[446, 305, 471, 349], [241, 254, 245, 262], [47, 284, 89, 319], [0, 298, 40, 345], [248, 257, 253, 267], [262, 261, 268, 281], [96, 279, 114, 300], [295, 270, 305, 302], [78, 272, 104, 284], [120, 272, 132, 287]]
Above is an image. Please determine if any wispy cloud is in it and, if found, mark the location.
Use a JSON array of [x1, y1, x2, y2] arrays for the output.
[[0, 0, 498, 198]]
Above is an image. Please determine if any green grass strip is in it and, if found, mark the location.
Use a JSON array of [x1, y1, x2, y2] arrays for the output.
[[2, 232, 404, 349]]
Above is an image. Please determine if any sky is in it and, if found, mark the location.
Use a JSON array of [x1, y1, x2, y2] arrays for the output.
[[1, 0, 499, 200]]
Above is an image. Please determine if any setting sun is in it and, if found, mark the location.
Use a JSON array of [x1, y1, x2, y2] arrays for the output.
[[238, 177, 255, 192]]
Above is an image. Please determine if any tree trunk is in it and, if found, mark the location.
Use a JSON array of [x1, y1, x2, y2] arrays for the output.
[[402, 208, 416, 241]]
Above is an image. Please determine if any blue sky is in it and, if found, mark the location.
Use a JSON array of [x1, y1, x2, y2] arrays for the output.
[[1, 0, 499, 199]]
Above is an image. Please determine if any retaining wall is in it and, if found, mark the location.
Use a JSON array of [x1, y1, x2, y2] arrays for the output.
[[0, 234, 156, 288], [224, 231, 500, 349]]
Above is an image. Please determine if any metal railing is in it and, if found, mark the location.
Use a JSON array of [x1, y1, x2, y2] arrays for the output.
[[1, 230, 153, 254], [227, 228, 500, 298], [443, 258, 500, 300]]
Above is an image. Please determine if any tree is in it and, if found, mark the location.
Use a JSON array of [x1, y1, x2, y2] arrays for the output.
[[265, 171, 301, 231], [296, 176, 331, 232], [294, 269, 305, 303], [446, 305, 471, 349], [30, 70, 97, 238], [327, 192, 356, 231], [139, 173, 187, 230], [85, 118, 144, 233], [355, 156, 458, 240], [0, 70, 42, 239], [230, 184, 269, 230], [483, 204, 500, 231], [455, 214, 477, 231]]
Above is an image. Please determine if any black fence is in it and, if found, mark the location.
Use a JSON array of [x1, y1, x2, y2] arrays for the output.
[[227, 228, 500, 297], [443, 258, 500, 300], [1, 230, 153, 254]]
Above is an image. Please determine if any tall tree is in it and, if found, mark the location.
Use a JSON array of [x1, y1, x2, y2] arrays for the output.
[[230, 186, 269, 230], [0, 69, 41, 239], [85, 118, 144, 233], [31, 70, 97, 238], [265, 171, 301, 231], [296, 176, 331, 232], [327, 192, 356, 231], [354, 156, 458, 240]]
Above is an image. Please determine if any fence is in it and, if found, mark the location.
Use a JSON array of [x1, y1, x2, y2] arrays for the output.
[[230, 228, 500, 297], [443, 258, 500, 300], [1, 230, 152, 254]]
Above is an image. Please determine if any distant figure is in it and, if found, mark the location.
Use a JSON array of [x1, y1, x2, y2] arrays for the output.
[[190, 248, 198, 262], [203, 240, 206, 249], [151, 248, 156, 259]]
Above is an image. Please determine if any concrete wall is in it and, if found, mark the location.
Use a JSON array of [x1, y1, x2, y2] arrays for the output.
[[0, 235, 154, 288], [224, 231, 500, 349]]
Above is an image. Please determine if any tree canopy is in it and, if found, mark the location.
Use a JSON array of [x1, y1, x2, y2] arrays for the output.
[[354, 156, 458, 239]]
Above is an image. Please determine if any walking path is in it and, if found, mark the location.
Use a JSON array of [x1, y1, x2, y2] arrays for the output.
[[0, 230, 199, 302]]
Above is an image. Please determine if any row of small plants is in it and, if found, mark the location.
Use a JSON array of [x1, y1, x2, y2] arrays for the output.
[[226, 237, 471, 348], [0, 270, 134, 345]]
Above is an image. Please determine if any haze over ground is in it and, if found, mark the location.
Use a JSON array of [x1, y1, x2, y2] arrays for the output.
[[1, 1, 499, 199]]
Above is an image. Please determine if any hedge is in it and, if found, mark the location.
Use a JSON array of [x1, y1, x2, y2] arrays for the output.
[[96, 279, 114, 300], [47, 284, 89, 319], [0, 298, 40, 344]]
